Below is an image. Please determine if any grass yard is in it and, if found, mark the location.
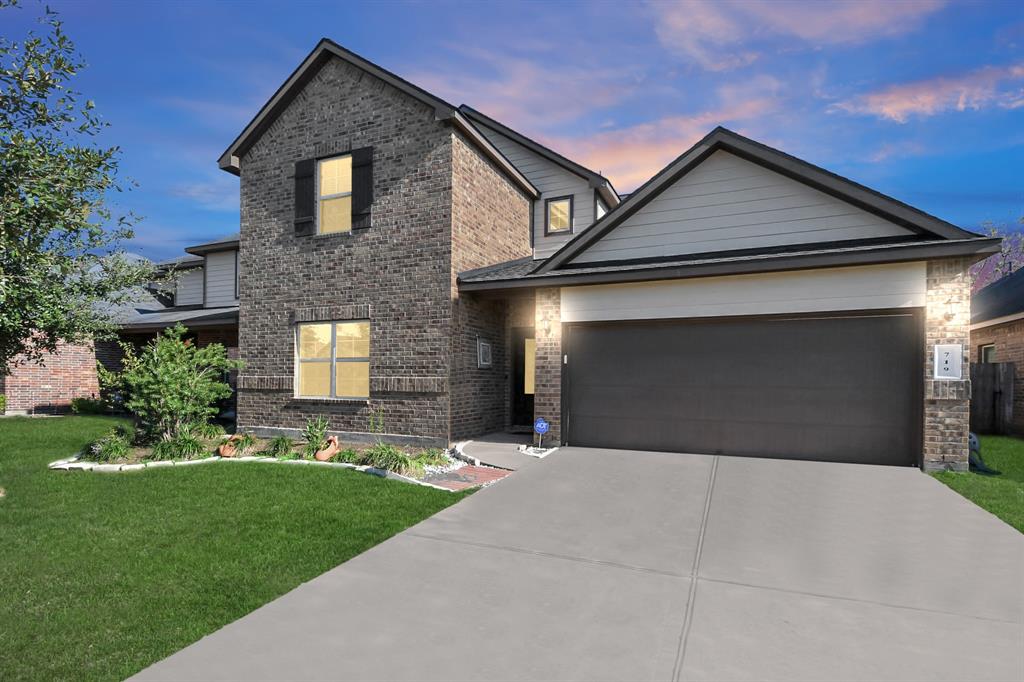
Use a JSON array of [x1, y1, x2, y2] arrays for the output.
[[932, 435, 1024, 533], [0, 416, 468, 681]]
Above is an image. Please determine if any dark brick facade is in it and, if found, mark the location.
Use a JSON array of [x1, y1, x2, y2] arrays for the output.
[[970, 318, 1024, 435], [236, 56, 529, 444]]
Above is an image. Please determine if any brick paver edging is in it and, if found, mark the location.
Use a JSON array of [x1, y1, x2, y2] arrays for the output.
[[47, 454, 455, 492]]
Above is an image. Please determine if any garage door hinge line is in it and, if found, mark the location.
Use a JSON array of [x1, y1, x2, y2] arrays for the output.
[[672, 454, 718, 682]]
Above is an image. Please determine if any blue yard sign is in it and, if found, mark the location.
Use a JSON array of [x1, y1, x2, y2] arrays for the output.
[[534, 417, 549, 435]]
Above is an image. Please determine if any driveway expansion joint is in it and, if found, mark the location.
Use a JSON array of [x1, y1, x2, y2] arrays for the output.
[[673, 454, 719, 682], [405, 531, 690, 579]]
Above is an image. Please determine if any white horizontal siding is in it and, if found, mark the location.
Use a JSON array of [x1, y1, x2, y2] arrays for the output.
[[175, 269, 203, 306], [204, 250, 237, 307], [474, 124, 594, 260], [560, 262, 927, 323], [572, 150, 913, 264]]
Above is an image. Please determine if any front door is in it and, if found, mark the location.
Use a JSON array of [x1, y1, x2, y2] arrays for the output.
[[511, 327, 535, 428]]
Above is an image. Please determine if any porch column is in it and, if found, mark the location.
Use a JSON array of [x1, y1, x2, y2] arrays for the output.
[[534, 287, 562, 444], [923, 258, 971, 471]]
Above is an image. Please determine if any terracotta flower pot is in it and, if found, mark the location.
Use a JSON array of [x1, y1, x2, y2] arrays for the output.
[[218, 435, 241, 458], [315, 436, 340, 461]]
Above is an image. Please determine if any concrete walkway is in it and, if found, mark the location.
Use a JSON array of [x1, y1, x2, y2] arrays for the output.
[[459, 431, 536, 470], [133, 448, 1024, 682]]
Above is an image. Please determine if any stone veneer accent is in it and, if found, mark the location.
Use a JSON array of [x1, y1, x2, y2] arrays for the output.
[[970, 318, 1024, 434], [236, 55, 529, 443], [533, 287, 562, 443], [923, 258, 972, 471]]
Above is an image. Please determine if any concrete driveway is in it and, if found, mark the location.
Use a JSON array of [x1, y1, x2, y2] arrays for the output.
[[134, 448, 1024, 682]]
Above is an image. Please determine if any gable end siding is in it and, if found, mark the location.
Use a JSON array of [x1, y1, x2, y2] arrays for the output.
[[571, 150, 914, 265], [175, 268, 204, 306]]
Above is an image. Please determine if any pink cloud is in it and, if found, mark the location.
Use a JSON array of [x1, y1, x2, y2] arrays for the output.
[[407, 47, 640, 131], [539, 79, 783, 190], [650, 0, 945, 71], [834, 63, 1024, 122]]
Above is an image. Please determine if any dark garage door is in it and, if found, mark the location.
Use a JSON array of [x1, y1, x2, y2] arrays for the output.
[[564, 312, 921, 466]]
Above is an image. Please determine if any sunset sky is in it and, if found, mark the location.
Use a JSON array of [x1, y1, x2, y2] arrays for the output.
[[7, 0, 1022, 261]]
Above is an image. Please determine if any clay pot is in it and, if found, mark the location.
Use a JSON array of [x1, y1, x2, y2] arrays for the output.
[[218, 435, 242, 458], [315, 436, 340, 462]]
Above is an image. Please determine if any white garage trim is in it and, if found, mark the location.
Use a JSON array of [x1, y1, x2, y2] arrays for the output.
[[560, 261, 926, 323]]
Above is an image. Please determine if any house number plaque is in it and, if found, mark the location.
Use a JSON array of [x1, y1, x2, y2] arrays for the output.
[[933, 344, 963, 380]]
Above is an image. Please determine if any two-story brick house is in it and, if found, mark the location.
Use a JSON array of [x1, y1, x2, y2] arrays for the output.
[[222, 39, 998, 471]]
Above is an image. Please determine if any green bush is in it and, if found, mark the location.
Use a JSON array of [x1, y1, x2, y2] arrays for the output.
[[362, 443, 418, 476], [84, 429, 130, 462], [0, 394, 7, 413], [301, 415, 329, 459], [190, 421, 226, 440], [331, 448, 362, 464], [70, 397, 106, 415], [415, 448, 448, 467], [150, 429, 206, 461], [97, 323, 243, 443], [263, 435, 294, 458]]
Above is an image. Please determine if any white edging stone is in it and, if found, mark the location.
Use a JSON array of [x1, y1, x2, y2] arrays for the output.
[[47, 451, 460, 492]]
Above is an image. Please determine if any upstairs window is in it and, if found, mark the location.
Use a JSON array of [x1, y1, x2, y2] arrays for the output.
[[317, 154, 353, 234], [296, 321, 370, 399], [546, 196, 573, 235]]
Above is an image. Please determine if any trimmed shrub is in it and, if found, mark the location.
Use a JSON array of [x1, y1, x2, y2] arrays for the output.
[[70, 397, 106, 415], [263, 435, 294, 458], [0, 394, 7, 413]]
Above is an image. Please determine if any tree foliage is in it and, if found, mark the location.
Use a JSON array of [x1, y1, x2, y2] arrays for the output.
[[970, 217, 1024, 291], [0, 1, 155, 372], [98, 324, 244, 442]]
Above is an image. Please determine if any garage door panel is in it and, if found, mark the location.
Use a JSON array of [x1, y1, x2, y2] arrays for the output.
[[565, 313, 920, 466]]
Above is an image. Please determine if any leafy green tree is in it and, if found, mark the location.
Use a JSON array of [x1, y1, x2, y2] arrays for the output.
[[0, 1, 155, 372], [98, 324, 244, 442]]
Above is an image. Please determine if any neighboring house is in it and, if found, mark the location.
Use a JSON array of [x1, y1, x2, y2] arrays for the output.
[[222, 38, 998, 472], [0, 235, 240, 415], [970, 267, 1024, 433]]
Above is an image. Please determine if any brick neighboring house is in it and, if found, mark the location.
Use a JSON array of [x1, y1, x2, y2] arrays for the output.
[[970, 268, 1024, 433], [218, 38, 997, 470], [1, 237, 240, 415]]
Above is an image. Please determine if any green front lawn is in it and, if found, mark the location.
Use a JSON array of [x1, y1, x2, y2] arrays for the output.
[[0, 416, 467, 681], [932, 435, 1024, 533]]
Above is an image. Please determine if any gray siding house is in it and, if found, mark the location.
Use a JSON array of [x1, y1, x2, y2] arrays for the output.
[[220, 38, 997, 471]]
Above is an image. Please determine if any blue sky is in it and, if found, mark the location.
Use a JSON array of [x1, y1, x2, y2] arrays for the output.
[[7, 0, 1023, 261]]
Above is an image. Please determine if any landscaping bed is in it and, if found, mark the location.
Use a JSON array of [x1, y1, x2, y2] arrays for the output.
[[0, 416, 470, 681]]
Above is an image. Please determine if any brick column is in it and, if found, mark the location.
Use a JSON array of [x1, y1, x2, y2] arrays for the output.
[[534, 287, 562, 444], [923, 258, 971, 471]]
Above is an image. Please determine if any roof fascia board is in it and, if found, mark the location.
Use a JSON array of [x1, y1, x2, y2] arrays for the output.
[[461, 237, 999, 292], [534, 127, 981, 274], [185, 241, 240, 256], [970, 311, 1024, 330], [460, 105, 618, 203]]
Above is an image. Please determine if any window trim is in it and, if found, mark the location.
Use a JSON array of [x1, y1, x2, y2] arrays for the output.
[[544, 195, 574, 236], [315, 153, 354, 235], [979, 343, 995, 363], [295, 320, 370, 400]]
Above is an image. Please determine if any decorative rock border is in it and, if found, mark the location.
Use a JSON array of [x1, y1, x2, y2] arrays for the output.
[[516, 444, 559, 459], [48, 454, 455, 492]]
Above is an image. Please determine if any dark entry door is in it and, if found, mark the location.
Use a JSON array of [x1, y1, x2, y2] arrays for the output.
[[564, 312, 921, 466], [511, 327, 535, 428]]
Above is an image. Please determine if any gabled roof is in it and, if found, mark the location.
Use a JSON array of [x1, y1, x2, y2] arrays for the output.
[[533, 126, 989, 275], [972, 267, 1024, 325], [218, 38, 537, 198], [458, 105, 619, 208]]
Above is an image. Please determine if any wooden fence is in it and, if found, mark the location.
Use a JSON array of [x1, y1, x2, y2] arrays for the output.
[[970, 362, 1015, 434]]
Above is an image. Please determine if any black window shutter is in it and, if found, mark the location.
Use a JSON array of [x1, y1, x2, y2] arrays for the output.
[[351, 146, 373, 229], [294, 158, 316, 236]]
